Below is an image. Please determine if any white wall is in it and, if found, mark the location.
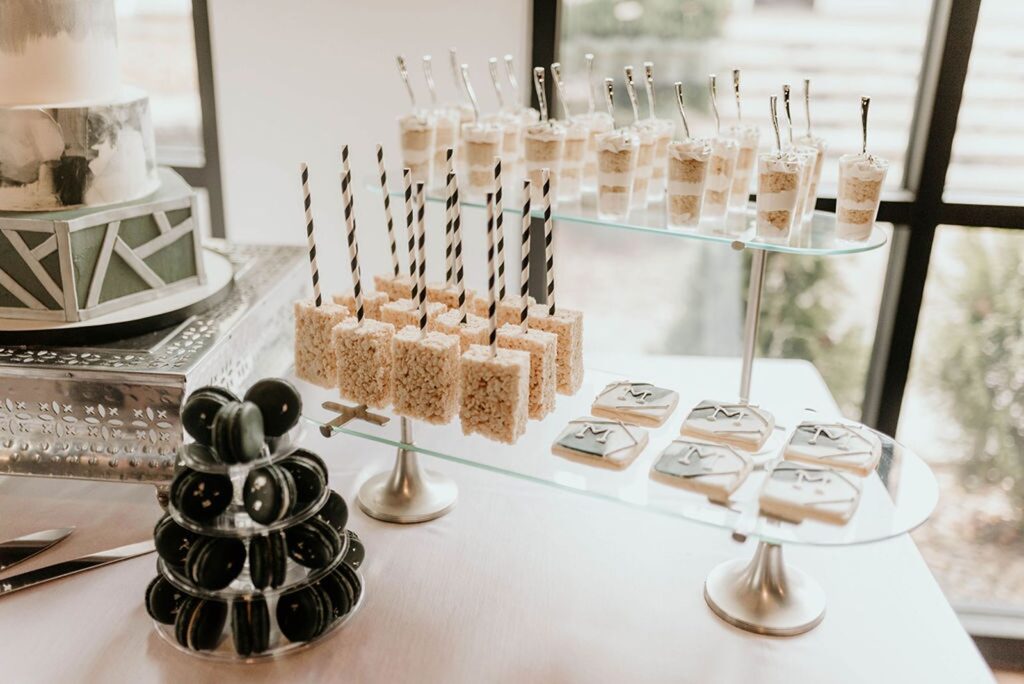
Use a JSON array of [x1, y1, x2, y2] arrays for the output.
[[208, 0, 531, 294]]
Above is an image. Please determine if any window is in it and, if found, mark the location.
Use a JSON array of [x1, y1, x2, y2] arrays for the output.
[[903, 225, 1024, 617], [117, 0, 203, 165], [945, 0, 1024, 201], [559, 0, 933, 193]]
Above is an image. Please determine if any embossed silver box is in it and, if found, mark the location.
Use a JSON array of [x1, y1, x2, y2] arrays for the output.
[[0, 242, 307, 484]]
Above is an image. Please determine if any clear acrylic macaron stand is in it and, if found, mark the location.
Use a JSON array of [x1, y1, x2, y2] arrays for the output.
[[311, 189, 933, 636], [151, 427, 366, 661]]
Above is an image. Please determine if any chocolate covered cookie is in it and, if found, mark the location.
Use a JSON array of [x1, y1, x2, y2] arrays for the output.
[[315, 490, 349, 534], [279, 454, 326, 507], [175, 597, 229, 651], [244, 378, 302, 437], [231, 595, 270, 657], [145, 575, 189, 625], [185, 536, 246, 590], [181, 386, 238, 446], [243, 465, 296, 525], [276, 585, 329, 643], [154, 515, 200, 567], [285, 517, 341, 569], [170, 468, 233, 521], [212, 401, 265, 464]]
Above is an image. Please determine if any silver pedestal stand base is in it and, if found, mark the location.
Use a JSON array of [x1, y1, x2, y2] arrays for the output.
[[357, 417, 457, 524], [704, 541, 826, 636]]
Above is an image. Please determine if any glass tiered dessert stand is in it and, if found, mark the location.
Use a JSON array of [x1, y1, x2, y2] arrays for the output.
[[302, 188, 935, 636]]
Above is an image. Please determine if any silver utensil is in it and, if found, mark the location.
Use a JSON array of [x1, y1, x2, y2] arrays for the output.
[[0, 540, 154, 597], [0, 527, 74, 573]]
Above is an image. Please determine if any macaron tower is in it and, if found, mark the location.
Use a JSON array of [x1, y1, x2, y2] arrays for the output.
[[390, 183, 461, 424], [459, 193, 530, 444], [148, 378, 366, 660], [331, 146, 396, 409]]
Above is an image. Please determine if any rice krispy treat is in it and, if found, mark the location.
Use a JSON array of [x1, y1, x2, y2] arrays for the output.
[[528, 305, 583, 395], [391, 327, 461, 424], [331, 317, 395, 408], [374, 274, 415, 302], [459, 344, 530, 444], [379, 299, 447, 330], [428, 309, 489, 352], [332, 291, 388, 321], [294, 299, 349, 388], [497, 324, 557, 420], [427, 283, 477, 310], [470, 294, 537, 325]]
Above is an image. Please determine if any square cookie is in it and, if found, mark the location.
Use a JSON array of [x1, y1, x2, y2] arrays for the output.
[[651, 439, 752, 503], [680, 400, 774, 451], [591, 381, 679, 427], [759, 461, 863, 526], [784, 422, 882, 476], [551, 417, 648, 470]]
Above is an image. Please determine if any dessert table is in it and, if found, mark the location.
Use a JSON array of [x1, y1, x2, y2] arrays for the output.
[[0, 357, 993, 683]]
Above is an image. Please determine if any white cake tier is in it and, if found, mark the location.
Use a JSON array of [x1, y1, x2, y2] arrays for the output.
[[0, 86, 159, 212], [0, 0, 121, 106]]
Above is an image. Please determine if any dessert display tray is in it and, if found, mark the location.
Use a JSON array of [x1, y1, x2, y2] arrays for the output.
[[295, 357, 937, 548], [0, 242, 307, 483], [374, 184, 888, 256]]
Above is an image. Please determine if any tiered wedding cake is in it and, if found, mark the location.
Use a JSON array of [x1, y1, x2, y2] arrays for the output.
[[0, 0, 206, 324]]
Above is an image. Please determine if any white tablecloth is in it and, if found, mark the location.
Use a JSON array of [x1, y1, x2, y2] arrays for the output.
[[0, 357, 993, 683]]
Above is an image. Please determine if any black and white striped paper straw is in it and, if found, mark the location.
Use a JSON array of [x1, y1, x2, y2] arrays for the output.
[[451, 171, 468, 325], [494, 157, 506, 300], [402, 168, 417, 297], [444, 148, 455, 287], [542, 168, 555, 315], [519, 179, 531, 331], [485, 192, 497, 354], [299, 163, 321, 307], [376, 144, 400, 277], [340, 146, 364, 323], [415, 181, 428, 333]]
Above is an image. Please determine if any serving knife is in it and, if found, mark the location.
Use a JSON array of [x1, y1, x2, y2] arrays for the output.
[[0, 527, 74, 572], [0, 540, 155, 597]]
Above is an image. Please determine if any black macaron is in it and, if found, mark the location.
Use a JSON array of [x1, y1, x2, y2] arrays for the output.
[[145, 575, 189, 625], [243, 378, 302, 438], [185, 536, 246, 591], [279, 455, 326, 508], [181, 386, 238, 446], [231, 595, 270, 657], [175, 597, 228, 651], [243, 465, 296, 525], [276, 585, 329, 643], [289, 448, 328, 482], [337, 562, 363, 608], [154, 515, 200, 567], [179, 443, 219, 468], [212, 401, 265, 465], [170, 468, 233, 521], [285, 517, 341, 569], [247, 533, 287, 591], [315, 570, 351, 620], [315, 490, 349, 535]]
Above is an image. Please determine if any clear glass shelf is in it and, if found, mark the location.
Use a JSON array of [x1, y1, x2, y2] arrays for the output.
[[294, 360, 937, 548], [374, 181, 888, 257]]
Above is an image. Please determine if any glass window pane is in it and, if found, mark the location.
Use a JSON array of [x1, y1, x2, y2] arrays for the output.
[[559, 223, 891, 417], [559, 0, 933, 194], [945, 0, 1024, 201], [116, 0, 203, 164], [901, 225, 1024, 614]]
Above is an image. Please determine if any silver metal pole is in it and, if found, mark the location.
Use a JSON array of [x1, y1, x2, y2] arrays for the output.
[[739, 249, 768, 402]]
